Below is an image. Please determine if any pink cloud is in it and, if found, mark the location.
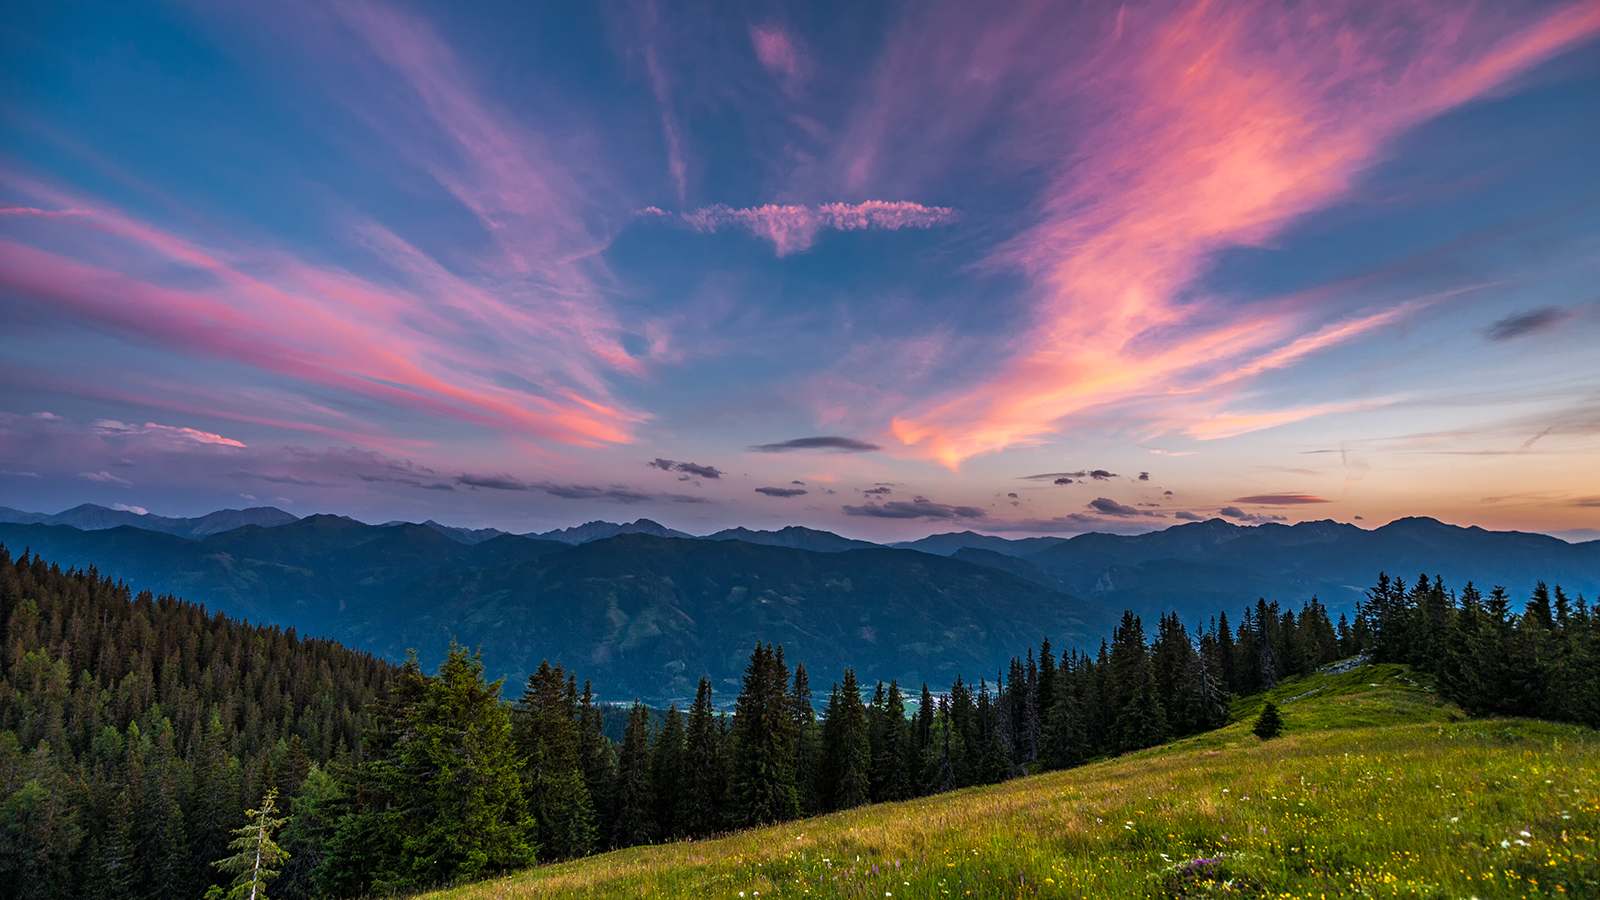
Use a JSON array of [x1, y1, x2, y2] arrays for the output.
[[323, 3, 639, 373], [680, 200, 957, 255], [0, 198, 640, 447], [885, 1, 1600, 468], [750, 24, 806, 91], [3, 4, 659, 453]]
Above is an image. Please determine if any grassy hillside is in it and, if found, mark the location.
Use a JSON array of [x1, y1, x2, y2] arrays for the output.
[[427, 662, 1599, 897]]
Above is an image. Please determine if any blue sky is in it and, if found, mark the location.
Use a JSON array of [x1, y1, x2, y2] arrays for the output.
[[2, 0, 1598, 540]]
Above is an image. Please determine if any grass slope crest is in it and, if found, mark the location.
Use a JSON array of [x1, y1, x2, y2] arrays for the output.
[[429, 662, 1600, 898]]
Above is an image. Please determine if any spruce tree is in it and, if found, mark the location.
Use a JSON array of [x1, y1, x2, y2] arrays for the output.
[[870, 681, 911, 802], [276, 765, 340, 900], [819, 671, 871, 810], [651, 706, 686, 840], [515, 662, 596, 860], [386, 644, 534, 892], [680, 678, 727, 837], [1253, 701, 1284, 740], [206, 788, 289, 900], [611, 704, 656, 847], [1041, 683, 1087, 770], [790, 665, 821, 816], [575, 681, 616, 840], [729, 644, 798, 826]]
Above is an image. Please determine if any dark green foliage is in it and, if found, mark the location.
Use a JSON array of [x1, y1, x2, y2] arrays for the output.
[[790, 665, 821, 816], [12, 535, 1591, 897], [206, 788, 288, 900], [515, 663, 596, 859], [0, 546, 391, 899], [729, 644, 798, 826], [385, 644, 535, 891], [1360, 573, 1597, 729], [1253, 701, 1284, 740], [575, 681, 616, 840], [611, 704, 656, 847], [650, 706, 686, 840], [819, 671, 871, 811], [869, 681, 911, 802], [276, 765, 340, 898], [679, 678, 728, 838]]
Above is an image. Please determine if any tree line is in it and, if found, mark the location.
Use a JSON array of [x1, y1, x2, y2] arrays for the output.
[[2, 542, 1594, 898], [1358, 573, 1599, 726], [298, 593, 1371, 893]]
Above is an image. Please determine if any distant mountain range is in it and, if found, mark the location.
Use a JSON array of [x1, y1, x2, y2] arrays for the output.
[[2, 503, 1594, 702], [0, 511, 1099, 704], [0, 502, 297, 538]]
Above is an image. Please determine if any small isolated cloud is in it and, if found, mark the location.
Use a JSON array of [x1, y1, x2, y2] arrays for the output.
[[678, 201, 957, 255], [111, 503, 149, 515], [1088, 469, 1116, 480], [1138, 471, 1150, 481], [80, 470, 132, 486], [1572, 496, 1600, 508], [842, 496, 985, 520], [751, 436, 881, 453], [1484, 307, 1573, 341], [749, 24, 806, 90], [458, 472, 707, 504], [32, 411, 61, 421], [1, 470, 41, 478], [1219, 506, 1286, 523], [863, 485, 893, 495], [755, 486, 807, 498], [1173, 511, 1204, 521], [1088, 497, 1162, 518], [1054, 478, 1074, 485], [1231, 493, 1329, 505], [648, 458, 723, 479]]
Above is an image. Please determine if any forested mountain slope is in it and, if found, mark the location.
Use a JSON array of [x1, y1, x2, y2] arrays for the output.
[[0, 546, 395, 899], [0, 522, 1098, 703]]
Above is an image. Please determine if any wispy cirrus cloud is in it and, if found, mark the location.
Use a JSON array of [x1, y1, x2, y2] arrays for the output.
[[0, 0, 654, 454], [674, 201, 957, 255], [882, 1, 1600, 467]]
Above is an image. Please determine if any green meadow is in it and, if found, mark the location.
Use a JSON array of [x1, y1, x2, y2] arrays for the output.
[[428, 663, 1599, 898]]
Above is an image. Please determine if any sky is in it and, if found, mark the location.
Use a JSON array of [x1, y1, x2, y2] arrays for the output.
[[1, 0, 1598, 541]]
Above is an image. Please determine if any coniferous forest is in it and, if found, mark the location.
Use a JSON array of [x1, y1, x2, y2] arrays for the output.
[[2, 545, 1596, 898]]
